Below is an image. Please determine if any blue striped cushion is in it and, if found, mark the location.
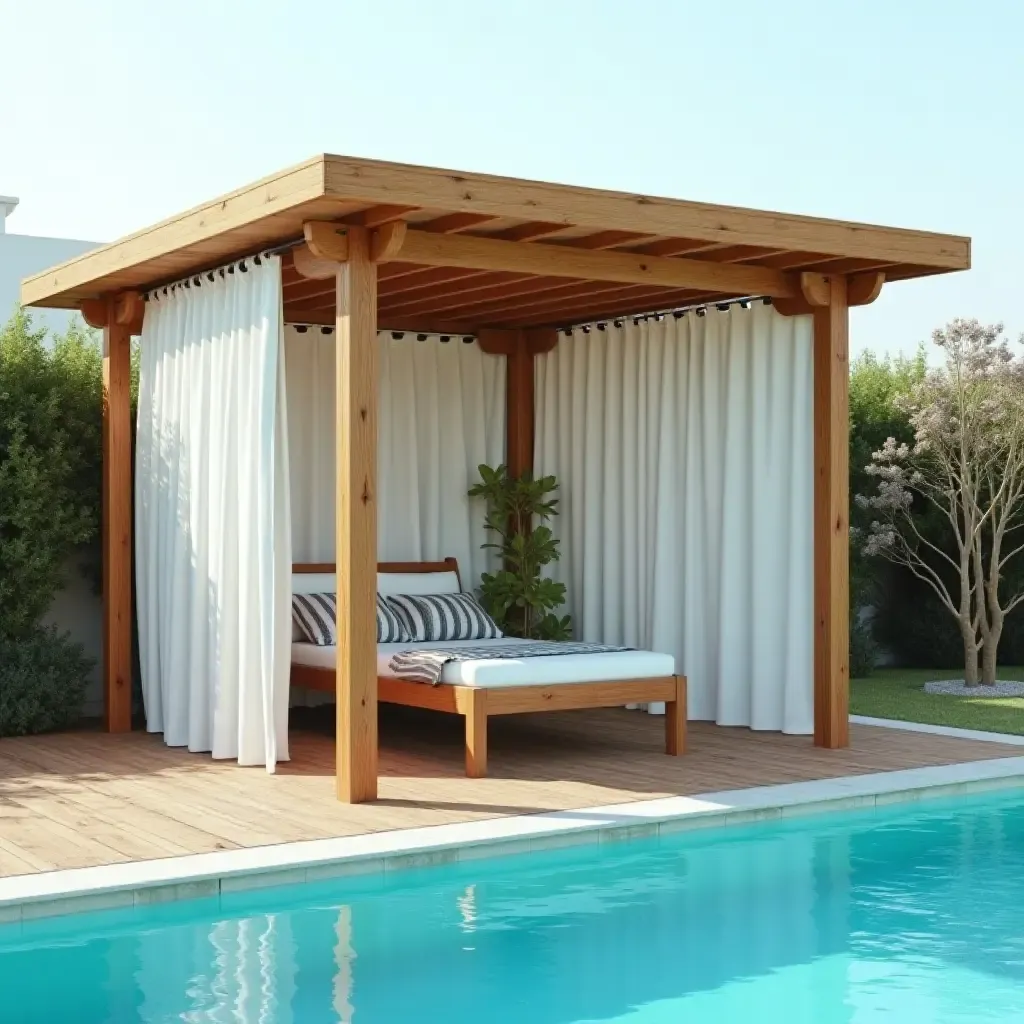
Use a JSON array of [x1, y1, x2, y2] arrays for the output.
[[292, 593, 410, 645], [385, 592, 503, 643]]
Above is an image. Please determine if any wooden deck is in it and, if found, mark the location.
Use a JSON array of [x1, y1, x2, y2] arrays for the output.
[[0, 706, 1019, 877]]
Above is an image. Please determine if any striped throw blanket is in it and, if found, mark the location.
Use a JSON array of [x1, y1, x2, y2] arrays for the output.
[[389, 641, 632, 685]]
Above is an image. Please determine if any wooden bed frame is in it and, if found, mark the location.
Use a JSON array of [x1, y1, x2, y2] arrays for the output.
[[290, 559, 687, 778]]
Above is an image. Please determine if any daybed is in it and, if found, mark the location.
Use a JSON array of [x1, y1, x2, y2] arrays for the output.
[[290, 559, 687, 777]]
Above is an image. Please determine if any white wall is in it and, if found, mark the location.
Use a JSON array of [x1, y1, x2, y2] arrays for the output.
[[0, 231, 99, 332]]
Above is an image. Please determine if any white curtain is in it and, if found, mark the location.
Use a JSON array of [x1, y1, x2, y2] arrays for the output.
[[136, 255, 292, 769], [535, 303, 813, 733], [284, 326, 505, 588]]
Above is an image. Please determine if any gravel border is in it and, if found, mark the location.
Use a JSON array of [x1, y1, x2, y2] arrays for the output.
[[923, 679, 1024, 697]]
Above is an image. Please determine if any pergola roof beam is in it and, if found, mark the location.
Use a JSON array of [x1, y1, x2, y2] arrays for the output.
[[323, 156, 970, 267], [379, 228, 801, 300]]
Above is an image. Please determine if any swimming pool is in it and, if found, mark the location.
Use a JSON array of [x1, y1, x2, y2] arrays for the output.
[[2, 792, 1024, 1022]]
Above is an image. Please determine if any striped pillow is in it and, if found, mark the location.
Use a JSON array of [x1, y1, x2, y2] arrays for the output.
[[385, 592, 503, 643], [292, 593, 410, 645], [292, 593, 337, 646], [376, 594, 408, 643]]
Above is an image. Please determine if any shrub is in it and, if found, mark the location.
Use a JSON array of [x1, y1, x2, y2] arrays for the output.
[[849, 348, 927, 510], [850, 540, 878, 677], [0, 310, 102, 735], [873, 569, 962, 668], [850, 612, 878, 679], [0, 626, 93, 736], [0, 311, 102, 632]]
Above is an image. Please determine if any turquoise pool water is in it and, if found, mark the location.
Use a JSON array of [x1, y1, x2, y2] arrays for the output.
[[2, 792, 1024, 1022]]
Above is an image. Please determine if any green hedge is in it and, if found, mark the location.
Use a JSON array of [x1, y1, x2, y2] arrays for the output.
[[0, 626, 93, 736], [0, 310, 103, 736]]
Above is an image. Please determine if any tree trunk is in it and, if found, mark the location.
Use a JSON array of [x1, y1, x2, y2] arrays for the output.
[[963, 630, 981, 686], [982, 616, 1002, 685], [983, 551, 1004, 684]]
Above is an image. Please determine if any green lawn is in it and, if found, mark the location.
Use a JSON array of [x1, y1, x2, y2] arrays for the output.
[[851, 667, 1024, 736]]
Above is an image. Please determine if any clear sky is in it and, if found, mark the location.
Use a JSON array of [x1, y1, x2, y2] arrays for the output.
[[2, 0, 1020, 358]]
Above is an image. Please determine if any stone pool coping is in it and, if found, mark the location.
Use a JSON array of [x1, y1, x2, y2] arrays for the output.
[[850, 714, 1024, 744], [2, 743, 1024, 928]]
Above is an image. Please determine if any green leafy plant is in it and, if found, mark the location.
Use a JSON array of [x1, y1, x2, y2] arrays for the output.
[[468, 464, 572, 640], [0, 309, 102, 735], [0, 626, 93, 737], [0, 311, 102, 634]]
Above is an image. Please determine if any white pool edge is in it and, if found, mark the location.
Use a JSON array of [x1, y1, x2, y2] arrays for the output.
[[2, 751, 1023, 928], [850, 714, 1024, 745]]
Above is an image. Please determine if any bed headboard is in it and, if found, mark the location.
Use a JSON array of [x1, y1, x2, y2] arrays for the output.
[[292, 558, 463, 596]]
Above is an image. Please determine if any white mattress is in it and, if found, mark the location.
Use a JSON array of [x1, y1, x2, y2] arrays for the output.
[[290, 637, 675, 688]]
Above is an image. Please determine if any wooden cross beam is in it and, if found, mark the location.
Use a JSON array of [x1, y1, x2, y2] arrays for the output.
[[300, 220, 801, 299], [358, 225, 800, 299]]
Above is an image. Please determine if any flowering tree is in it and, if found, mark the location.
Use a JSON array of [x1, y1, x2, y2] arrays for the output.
[[858, 319, 1024, 686]]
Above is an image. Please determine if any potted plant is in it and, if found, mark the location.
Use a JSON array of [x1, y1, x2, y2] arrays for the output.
[[468, 464, 572, 640]]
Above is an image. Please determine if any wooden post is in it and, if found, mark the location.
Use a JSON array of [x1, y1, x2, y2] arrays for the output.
[[464, 689, 488, 778], [506, 333, 533, 480], [665, 675, 687, 756], [813, 277, 850, 748], [335, 227, 379, 803], [97, 298, 135, 734], [478, 327, 557, 480]]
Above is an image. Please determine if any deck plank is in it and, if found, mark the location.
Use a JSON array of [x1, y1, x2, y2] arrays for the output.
[[0, 707, 1019, 877]]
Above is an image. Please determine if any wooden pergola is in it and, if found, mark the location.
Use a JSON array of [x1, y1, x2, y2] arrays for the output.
[[22, 154, 970, 803]]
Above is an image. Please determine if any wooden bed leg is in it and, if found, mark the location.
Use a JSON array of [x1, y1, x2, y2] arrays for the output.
[[465, 689, 488, 778], [666, 675, 687, 756]]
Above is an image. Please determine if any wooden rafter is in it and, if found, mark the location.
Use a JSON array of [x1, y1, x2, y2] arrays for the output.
[[384, 278, 672, 323], [416, 212, 500, 233], [380, 273, 550, 314], [285, 274, 346, 305], [378, 265, 505, 294], [750, 250, 835, 270], [553, 230, 650, 250], [490, 222, 571, 242], [696, 244, 784, 263], [619, 238, 736, 257], [351, 204, 419, 228], [490, 286, 719, 329]]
